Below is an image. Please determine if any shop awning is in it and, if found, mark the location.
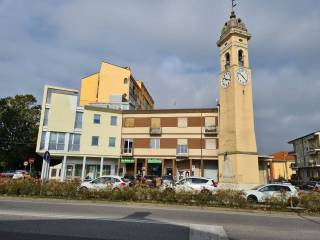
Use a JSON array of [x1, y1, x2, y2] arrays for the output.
[[121, 158, 134, 163], [148, 158, 162, 164]]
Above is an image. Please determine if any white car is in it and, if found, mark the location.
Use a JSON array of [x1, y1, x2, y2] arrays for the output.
[[80, 175, 129, 190], [12, 170, 29, 179], [245, 184, 298, 203], [174, 177, 218, 192]]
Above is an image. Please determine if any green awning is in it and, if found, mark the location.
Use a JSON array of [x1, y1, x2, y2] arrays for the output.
[[148, 158, 162, 164], [121, 159, 134, 163]]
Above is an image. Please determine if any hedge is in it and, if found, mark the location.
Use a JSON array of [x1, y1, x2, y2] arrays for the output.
[[0, 178, 319, 213]]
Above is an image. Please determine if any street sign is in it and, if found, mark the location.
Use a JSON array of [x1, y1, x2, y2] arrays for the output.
[[24, 161, 28, 167], [28, 158, 35, 164], [44, 151, 51, 161]]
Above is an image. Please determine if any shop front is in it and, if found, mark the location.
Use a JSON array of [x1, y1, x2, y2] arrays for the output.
[[147, 158, 162, 177]]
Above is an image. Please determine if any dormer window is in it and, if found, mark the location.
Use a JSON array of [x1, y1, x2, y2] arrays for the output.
[[238, 50, 244, 67], [225, 53, 231, 69]]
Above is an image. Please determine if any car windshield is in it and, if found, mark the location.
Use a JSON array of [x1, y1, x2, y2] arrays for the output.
[[251, 185, 264, 190]]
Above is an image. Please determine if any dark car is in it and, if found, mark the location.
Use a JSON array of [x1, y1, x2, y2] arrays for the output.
[[299, 181, 320, 191], [142, 175, 158, 187]]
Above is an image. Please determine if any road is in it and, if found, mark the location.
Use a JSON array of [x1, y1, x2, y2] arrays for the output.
[[0, 198, 319, 240]]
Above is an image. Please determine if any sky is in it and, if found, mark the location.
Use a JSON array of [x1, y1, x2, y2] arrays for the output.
[[0, 0, 319, 154]]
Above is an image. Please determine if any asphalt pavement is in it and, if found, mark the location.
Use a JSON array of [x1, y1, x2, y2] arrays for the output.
[[0, 197, 319, 240]]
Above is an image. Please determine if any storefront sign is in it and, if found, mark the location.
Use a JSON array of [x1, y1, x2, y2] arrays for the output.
[[148, 159, 162, 164], [121, 159, 134, 163]]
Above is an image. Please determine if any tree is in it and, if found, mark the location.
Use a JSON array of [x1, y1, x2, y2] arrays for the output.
[[0, 95, 41, 171]]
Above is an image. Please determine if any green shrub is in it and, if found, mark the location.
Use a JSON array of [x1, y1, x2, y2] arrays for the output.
[[212, 189, 247, 208], [299, 192, 320, 213]]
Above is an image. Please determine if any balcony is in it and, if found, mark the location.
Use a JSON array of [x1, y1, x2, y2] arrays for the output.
[[122, 148, 133, 156], [149, 127, 162, 136], [176, 145, 188, 158], [204, 126, 218, 135]]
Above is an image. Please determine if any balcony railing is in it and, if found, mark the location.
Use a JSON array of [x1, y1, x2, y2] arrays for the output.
[[149, 127, 162, 135], [176, 145, 188, 157], [122, 148, 133, 156], [204, 126, 218, 135]]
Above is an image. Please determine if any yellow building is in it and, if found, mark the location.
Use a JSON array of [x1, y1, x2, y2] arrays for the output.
[[80, 61, 154, 110], [37, 86, 123, 181], [217, 11, 260, 188]]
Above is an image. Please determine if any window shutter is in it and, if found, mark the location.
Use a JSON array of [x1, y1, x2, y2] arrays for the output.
[[151, 118, 161, 128]]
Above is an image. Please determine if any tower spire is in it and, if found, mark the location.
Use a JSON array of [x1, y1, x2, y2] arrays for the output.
[[231, 0, 237, 18]]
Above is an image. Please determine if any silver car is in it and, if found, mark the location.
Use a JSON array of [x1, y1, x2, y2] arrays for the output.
[[174, 177, 218, 192]]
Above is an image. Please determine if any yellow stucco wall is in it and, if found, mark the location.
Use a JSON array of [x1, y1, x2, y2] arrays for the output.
[[80, 108, 122, 157], [47, 93, 77, 133], [272, 161, 295, 180], [80, 73, 99, 106]]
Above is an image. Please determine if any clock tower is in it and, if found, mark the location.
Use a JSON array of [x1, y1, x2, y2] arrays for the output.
[[217, 11, 260, 187]]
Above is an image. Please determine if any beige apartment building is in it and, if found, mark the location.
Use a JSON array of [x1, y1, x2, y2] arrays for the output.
[[120, 109, 219, 181], [289, 131, 320, 182]]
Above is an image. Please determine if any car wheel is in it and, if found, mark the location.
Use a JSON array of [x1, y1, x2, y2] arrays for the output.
[[247, 195, 258, 204]]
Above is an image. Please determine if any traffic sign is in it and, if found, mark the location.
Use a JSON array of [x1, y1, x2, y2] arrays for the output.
[[28, 158, 35, 164], [24, 161, 28, 167], [44, 151, 51, 161]]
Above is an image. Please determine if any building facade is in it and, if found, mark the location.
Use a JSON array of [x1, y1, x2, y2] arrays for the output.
[[80, 61, 154, 110], [37, 10, 264, 187], [289, 131, 320, 182], [121, 109, 219, 181], [270, 151, 296, 181]]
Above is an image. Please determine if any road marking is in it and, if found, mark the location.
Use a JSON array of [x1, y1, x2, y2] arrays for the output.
[[190, 224, 229, 240], [0, 210, 229, 239]]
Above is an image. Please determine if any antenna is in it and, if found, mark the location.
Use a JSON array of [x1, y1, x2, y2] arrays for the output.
[[232, 0, 237, 11]]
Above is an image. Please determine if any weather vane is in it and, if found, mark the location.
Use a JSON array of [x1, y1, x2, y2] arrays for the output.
[[232, 0, 237, 11]]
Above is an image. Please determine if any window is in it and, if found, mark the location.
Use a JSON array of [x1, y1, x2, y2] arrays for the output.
[[40, 131, 46, 150], [150, 138, 160, 149], [123, 138, 133, 154], [75, 112, 83, 129], [124, 118, 134, 127], [51, 169, 57, 177], [43, 108, 49, 127], [103, 165, 111, 175], [177, 139, 188, 154], [93, 114, 101, 124], [48, 132, 65, 150], [109, 137, 116, 147], [225, 52, 231, 68], [69, 134, 81, 151], [178, 118, 188, 128], [110, 116, 117, 126], [74, 164, 83, 177], [124, 78, 128, 84], [206, 139, 217, 150], [238, 50, 244, 67], [91, 136, 99, 146], [191, 178, 208, 184]]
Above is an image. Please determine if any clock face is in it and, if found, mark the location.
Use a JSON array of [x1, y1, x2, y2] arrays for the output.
[[236, 68, 249, 86], [221, 72, 231, 89]]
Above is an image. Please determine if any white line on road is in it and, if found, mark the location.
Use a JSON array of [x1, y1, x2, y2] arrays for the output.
[[0, 210, 229, 240]]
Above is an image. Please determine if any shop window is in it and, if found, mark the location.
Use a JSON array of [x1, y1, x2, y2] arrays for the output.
[[103, 165, 111, 175], [51, 169, 57, 177]]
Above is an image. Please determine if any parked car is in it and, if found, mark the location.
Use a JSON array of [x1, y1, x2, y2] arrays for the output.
[[299, 181, 320, 192], [0, 170, 15, 178], [245, 184, 298, 203], [142, 175, 158, 187], [80, 175, 129, 190], [174, 177, 218, 192], [161, 175, 174, 187], [12, 170, 30, 179]]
